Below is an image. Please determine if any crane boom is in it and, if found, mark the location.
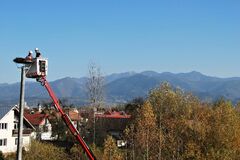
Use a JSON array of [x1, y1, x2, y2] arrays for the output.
[[38, 77, 96, 160], [14, 54, 96, 160], [13, 53, 96, 160]]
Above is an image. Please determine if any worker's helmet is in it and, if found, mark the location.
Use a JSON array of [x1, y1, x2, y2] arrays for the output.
[[35, 48, 39, 51], [29, 50, 33, 54]]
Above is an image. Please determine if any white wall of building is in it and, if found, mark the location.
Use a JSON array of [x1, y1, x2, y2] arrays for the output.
[[41, 118, 54, 140], [0, 108, 32, 154]]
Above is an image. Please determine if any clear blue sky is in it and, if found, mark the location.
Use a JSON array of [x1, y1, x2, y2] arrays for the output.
[[0, 0, 239, 83]]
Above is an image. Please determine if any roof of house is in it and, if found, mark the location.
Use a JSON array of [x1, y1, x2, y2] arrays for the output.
[[14, 108, 35, 130], [95, 111, 131, 119], [0, 105, 35, 130], [24, 112, 48, 126], [52, 110, 81, 121], [68, 110, 81, 121]]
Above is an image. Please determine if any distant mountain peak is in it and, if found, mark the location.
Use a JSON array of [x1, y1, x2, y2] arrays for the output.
[[140, 71, 159, 77], [106, 71, 136, 83], [188, 71, 203, 75], [108, 71, 136, 76], [178, 71, 203, 76]]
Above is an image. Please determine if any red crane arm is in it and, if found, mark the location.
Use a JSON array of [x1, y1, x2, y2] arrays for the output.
[[39, 77, 96, 160]]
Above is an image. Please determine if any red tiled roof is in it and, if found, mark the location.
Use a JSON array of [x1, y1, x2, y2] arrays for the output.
[[24, 113, 48, 126], [68, 111, 81, 121], [45, 110, 81, 121], [95, 111, 131, 119]]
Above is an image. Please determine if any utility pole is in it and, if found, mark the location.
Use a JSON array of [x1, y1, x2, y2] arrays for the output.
[[16, 66, 25, 160]]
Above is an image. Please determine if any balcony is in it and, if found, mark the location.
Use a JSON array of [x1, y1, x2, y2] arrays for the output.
[[12, 129, 32, 136]]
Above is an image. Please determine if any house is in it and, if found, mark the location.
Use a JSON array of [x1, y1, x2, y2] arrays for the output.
[[24, 112, 54, 141], [54, 108, 82, 129], [0, 106, 35, 154], [95, 111, 131, 119], [95, 110, 131, 147], [67, 109, 81, 129]]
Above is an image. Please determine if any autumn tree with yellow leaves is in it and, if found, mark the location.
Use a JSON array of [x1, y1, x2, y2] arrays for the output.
[[134, 101, 158, 160], [102, 135, 123, 160], [124, 82, 240, 160]]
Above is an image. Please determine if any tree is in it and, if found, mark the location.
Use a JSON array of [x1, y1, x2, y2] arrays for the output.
[[146, 82, 240, 159], [87, 62, 104, 108], [102, 136, 123, 160], [125, 100, 158, 160], [134, 101, 158, 160], [23, 140, 69, 160], [124, 97, 144, 122], [90, 143, 103, 160], [124, 124, 136, 160], [205, 99, 240, 159], [148, 82, 203, 159], [50, 114, 68, 141], [0, 151, 4, 160], [86, 62, 105, 145], [69, 144, 89, 160]]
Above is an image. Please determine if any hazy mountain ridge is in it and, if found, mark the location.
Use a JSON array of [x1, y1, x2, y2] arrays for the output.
[[1, 71, 240, 106]]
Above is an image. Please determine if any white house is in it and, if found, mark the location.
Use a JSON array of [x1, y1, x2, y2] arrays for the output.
[[0, 106, 35, 154]]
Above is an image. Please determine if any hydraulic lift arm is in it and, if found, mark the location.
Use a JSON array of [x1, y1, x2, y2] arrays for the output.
[[14, 52, 96, 160], [38, 77, 96, 160]]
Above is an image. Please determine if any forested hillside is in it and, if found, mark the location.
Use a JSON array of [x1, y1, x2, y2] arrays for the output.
[[2, 71, 240, 106]]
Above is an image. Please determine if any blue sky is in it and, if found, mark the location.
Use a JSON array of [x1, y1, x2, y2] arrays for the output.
[[0, 0, 239, 83]]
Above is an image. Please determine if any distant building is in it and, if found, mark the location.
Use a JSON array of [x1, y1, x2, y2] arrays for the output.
[[67, 109, 82, 129], [95, 111, 131, 119], [24, 112, 54, 141], [52, 108, 82, 129], [95, 110, 131, 147], [0, 106, 35, 154]]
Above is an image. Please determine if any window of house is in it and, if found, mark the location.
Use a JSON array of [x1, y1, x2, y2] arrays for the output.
[[14, 123, 18, 129], [0, 123, 7, 129], [0, 139, 7, 146], [15, 138, 18, 145], [3, 139, 7, 146]]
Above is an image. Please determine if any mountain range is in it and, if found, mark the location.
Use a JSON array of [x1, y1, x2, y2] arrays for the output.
[[1, 71, 240, 106]]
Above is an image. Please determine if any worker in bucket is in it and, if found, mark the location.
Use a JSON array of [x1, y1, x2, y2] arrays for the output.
[[25, 51, 33, 62], [35, 48, 41, 58]]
